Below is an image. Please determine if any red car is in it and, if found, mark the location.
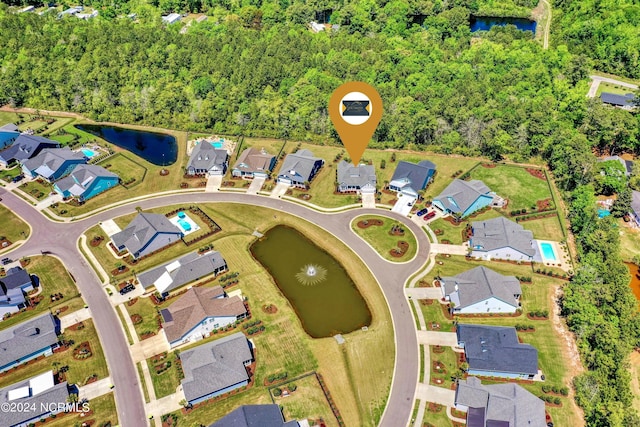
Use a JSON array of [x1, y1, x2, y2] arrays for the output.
[[424, 211, 437, 220]]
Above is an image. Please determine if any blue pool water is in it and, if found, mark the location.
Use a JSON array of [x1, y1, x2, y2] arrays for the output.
[[540, 243, 557, 261], [470, 16, 537, 33], [598, 208, 611, 218], [212, 142, 223, 149], [81, 148, 96, 157], [177, 219, 192, 232], [76, 124, 177, 166]]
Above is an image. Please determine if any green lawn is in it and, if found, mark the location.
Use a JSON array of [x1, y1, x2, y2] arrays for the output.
[[422, 404, 453, 427], [430, 346, 459, 389], [0, 204, 30, 248], [18, 120, 49, 133], [137, 362, 151, 403], [0, 166, 22, 183], [0, 255, 84, 331], [596, 81, 636, 96], [273, 374, 337, 426], [618, 218, 640, 262], [124, 297, 161, 341], [0, 111, 19, 125], [519, 214, 566, 241], [351, 215, 418, 262], [0, 319, 108, 388], [107, 203, 395, 427], [147, 351, 182, 398], [43, 392, 118, 427], [98, 153, 147, 187], [18, 179, 53, 201], [468, 164, 553, 212], [430, 208, 502, 244]]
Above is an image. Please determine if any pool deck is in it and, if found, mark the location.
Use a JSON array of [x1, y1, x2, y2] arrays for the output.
[[534, 239, 571, 271], [168, 213, 200, 235]]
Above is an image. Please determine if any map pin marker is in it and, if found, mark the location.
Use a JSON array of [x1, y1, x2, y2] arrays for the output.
[[329, 82, 383, 166]]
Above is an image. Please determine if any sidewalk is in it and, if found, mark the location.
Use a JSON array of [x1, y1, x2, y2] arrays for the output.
[[146, 390, 184, 427]]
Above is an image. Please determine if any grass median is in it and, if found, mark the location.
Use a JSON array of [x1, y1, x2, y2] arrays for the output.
[[351, 214, 418, 262]]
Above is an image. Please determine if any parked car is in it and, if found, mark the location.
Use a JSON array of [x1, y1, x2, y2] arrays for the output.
[[424, 211, 437, 220], [416, 208, 428, 216], [119, 284, 136, 295], [11, 175, 24, 183], [1, 257, 12, 265]]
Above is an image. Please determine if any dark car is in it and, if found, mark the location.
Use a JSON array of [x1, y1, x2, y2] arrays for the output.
[[416, 208, 429, 217], [1, 258, 11, 265], [119, 284, 136, 295], [424, 211, 437, 220], [11, 175, 24, 183]]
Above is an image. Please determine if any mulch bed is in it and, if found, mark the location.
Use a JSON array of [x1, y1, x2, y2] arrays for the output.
[[442, 216, 462, 226], [73, 341, 93, 360], [89, 236, 103, 247], [526, 168, 546, 180], [427, 402, 444, 413], [127, 298, 138, 306], [527, 314, 549, 320], [141, 331, 156, 340], [262, 304, 278, 314], [160, 169, 170, 176], [297, 194, 312, 201], [131, 314, 143, 325], [417, 280, 433, 287], [536, 198, 553, 210], [221, 181, 236, 187], [0, 239, 12, 247], [433, 345, 445, 354], [451, 408, 467, 419], [481, 163, 497, 168], [357, 219, 384, 229], [389, 241, 409, 257], [66, 321, 85, 331], [432, 361, 447, 374], [111, 266, 129, 276], [419, 299, 434, 305]]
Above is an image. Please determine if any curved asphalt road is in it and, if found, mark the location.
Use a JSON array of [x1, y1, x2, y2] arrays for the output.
[[0, 188, 429, 427]]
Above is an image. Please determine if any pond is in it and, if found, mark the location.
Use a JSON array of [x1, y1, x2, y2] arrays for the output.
[[470, 16, 537, 33], [251, 225, 372, 338], [75, 124, 177, 166]]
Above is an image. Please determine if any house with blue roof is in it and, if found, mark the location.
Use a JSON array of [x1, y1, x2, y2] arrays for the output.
[[0, 123, 19, 149], [21, 147, 86, 182], [433, 179, 499, 218], [54, 164, 119, 202], [389, 160, 436, 197]]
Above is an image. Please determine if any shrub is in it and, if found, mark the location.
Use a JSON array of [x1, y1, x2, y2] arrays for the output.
[[273, 388, 282, 397], [553, 397, 561, 405], [542, 384, 551, 393], [560, 386, 569, 396]]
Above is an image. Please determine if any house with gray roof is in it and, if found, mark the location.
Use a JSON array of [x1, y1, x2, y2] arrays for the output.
[[232, 147, 276, 179], [470, 217, 536, 261], [631, 191, 640, 227], [21, 147, 86, 182], [110, 212, 183, 259], [0, 134, 60, 167], [0, 313, 59, 373], [389, 160, 436, 197], [187, 142, 229, 176], [139, 251, 228, 296], [336, 160, 376, 194], [277, 149, 324, 188], [210, 404, 300, 427], [455, 376, 546, 427], [0, 371, 70, 427], [457, 324, 538, 379], [441, 266, 521, 314], [599, 155, 634, 176], [53, 164, 119, 202], [161, 286, 247, 347], [600, 92, 637, 110], [181, 332, 254, 405], [0, 267, 34, 319], [433, 179, 501, 218]]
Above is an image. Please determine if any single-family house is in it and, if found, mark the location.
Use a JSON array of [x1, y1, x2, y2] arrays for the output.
[[0, 313, 59, 373], [0, 371, 70, 427], [600, 92, 637, 110], [631, 191, 640, 227], [336, 160, 376, 193], [389, 160, 436, 197], [181, 332, 254, 405], [599, 155, 634, 176], [58, 5, 83, 18], [21, 147, 86, 182], [232, 147, 277, 179], [277, 149, 324, 188], [76, 10, 98, 19], [455, 377, 546, 427], [441, 266, 521, 314], [162, 13, 182, 24], [433, 179, 499, 218], [457, 324, 538, 379], [161, 286, 247, 347], [0, 135, 60, 167], [54, 164, 119, 201], [18, 5, 35, 13], [187, 142, 229, 176], [210, 404, 300, 427], [469, 217, 536, 261], [0, 267, 35, 318], [110, 213, 183, 259], [138, 251, 228, 295], [0, 124, 19, 149]]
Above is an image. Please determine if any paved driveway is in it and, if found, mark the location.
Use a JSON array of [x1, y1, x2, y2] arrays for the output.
[[417, 331, 458, 347], [246, 177, 265, 194]]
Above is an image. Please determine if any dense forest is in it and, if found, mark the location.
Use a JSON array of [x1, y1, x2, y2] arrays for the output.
[[1, 1, 640, 425]]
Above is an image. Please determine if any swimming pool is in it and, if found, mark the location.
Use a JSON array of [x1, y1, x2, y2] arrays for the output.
[[81, 148, 96, 157], [212, 142, 223, 149], [177, 219, 192, 232], [540, 242, 557, 261], [597, 208, 611, 218]]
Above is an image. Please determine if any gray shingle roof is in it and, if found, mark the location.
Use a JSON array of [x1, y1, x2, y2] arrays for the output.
[[0, 134, 59, 164], [0, 372, 69, 427], [0, 123, 18, 132], [600, 92, 636, 107], [337, 160, 376, 189], [434, 179, 491, 215], [471, 217, 535, 256], [457, 324, 538, 376], [455, 377, 546, 427], [55, 164, 118, 196], [162, 286, 246, 343], [187, 142, 228, 173], [278, 149, 324, 184], [0, 267, 32, 291], [389, 160, 436, 194], [22, 147, 86, 179], [138, 251, 227, 294], [181, 332, 253, 403], [442, 266, 521, 310], [0, 313, 59, 370], [632, 191, 640, 216], [209, 404, 299, 427], [233, 147, 275, 174], [110, 213, 182, 256]]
